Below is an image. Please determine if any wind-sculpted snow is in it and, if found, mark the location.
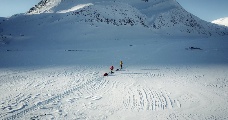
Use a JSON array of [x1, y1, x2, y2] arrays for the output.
[[1, 66, 228, 119]]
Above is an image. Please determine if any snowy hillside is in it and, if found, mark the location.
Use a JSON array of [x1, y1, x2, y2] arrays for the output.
[[212, 17, 228, 27], [24, 0, 228, 36], [0, 17, 7, 45], [1, 0, 228, 120], [0, 0, 227, 44]]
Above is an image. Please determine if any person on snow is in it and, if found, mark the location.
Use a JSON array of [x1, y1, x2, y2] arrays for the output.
[[120, 61, 123, 69], [110, 66, 114, 74]]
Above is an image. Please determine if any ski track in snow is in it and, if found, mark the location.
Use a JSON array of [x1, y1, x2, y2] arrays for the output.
[[0, 66, 228, 119]]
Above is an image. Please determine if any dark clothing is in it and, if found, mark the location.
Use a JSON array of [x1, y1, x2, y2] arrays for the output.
[[104, 73, 108, 76], [110, 66, 114, 74], [120, 61, 123, 69]]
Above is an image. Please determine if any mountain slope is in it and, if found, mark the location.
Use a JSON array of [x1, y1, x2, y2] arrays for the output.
[[0, 0, 228, 47], [212, 17, 228, 27], [24, 0, 228, 36]]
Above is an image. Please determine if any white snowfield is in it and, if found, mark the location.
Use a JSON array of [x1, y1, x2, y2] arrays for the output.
[[1, 35, 228, 119], [1, 64, 228, 120], [0, 0, 228, 120]]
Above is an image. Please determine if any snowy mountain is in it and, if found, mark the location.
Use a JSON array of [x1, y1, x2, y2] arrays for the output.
[[25, 0, 228, 36], [0, 0, 228, 47], [212, 17, 228, 27], [0, 0, 227, 41]]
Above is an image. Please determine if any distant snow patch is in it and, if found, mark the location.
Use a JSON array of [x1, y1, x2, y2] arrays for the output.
[[212, 17, 228, 27], [57, 3, 93, 13]]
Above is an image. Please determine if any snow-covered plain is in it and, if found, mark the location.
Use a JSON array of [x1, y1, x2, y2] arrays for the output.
[[1, 0, 228, 119], [1, 25, 228, 119]]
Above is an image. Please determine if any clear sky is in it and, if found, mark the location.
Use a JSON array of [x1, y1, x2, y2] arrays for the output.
[[176, 0, 228, 22], [0, 0, 227, 22], [0, 0, 40, 17]]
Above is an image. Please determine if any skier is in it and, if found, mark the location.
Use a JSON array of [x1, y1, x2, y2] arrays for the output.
[[120, 61, 123, 69], [110, 66, 114, 74]]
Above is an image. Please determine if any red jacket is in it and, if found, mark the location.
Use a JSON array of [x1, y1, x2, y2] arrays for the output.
[[110, 66, 114, 70]]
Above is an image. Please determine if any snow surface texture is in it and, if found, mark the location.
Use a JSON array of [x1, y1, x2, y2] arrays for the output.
[[1, 65, 228, 120], [0, 0, 228, 120], [212, 17, 228, 27]]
